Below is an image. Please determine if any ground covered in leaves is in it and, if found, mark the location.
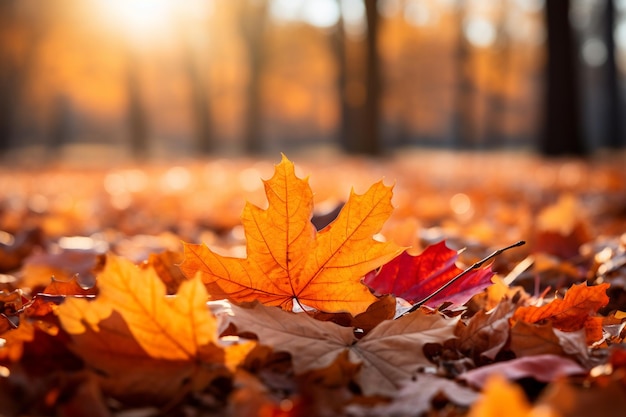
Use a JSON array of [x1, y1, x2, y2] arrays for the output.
[[1, 149, 626, 417]]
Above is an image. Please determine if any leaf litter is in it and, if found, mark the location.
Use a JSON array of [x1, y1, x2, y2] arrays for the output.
[[0, 152, 625, 416]]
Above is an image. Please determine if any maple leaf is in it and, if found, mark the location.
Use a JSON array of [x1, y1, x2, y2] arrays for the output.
[[57, 254, 217, 360], [227, 302, 457, 396], [54, 254, 254, 400], [180, 155, 403, 315], [512, 282, 610, 334], [364, 241, 494, 308]]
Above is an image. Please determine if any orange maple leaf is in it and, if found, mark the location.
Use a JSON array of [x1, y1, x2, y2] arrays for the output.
[[180, 155, 403, 315], [512, 282, 609, 334], [57, 254, 218, 360]]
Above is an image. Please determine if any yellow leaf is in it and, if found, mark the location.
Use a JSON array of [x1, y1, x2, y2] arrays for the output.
[[181, 154, 403, 315], [469, 375, 559, 417], [57, 254, 216, 361]]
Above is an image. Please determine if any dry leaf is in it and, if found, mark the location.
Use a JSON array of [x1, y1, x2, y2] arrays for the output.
[[458, 298, 519, 361], [228, 302, 457, 396], [364, 373, 478, 417], [364, 241, 494, 308], [180, 155, 403, 315], [512, 283, 610, 334], [58, 254, 217, 360]]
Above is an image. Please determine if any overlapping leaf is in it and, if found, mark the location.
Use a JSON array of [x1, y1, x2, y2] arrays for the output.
[[57, 254, 217, 360], [227, 302, 457, 396], [512, 282, 610, 336], [364, 241, 494, 308], [180, 155, 403, 315]]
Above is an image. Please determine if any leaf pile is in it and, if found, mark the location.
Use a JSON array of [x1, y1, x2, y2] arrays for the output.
[[1, 153, 626, 416]]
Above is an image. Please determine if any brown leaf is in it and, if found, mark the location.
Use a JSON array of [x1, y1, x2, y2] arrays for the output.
[[538, 375, 626, 417], [228, 302, 457, 396], [510, 321, 568, 358], [458, 298, 519, 361], [365, 374, 478, 417]]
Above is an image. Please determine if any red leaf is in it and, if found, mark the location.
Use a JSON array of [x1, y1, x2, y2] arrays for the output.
[[364, 241, 494, 308]]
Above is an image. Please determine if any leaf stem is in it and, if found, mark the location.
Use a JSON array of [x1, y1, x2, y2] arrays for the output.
[[402, 240, 526, 316]]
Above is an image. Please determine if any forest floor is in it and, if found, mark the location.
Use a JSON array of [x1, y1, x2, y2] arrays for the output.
[[1, 148, 625, 416]]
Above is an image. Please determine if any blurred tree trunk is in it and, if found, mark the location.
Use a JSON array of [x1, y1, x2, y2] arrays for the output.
[[184, 45, 213, 155], [603, 0, 623, 148], [334, 11, 356, 152], [541, 0, 586, 156], [362, 0, 381, 155], [126, 54, 149, 159], [240, 0, 268, 154], [0, 2, 46, 154], [484, 4, 511, 148], [451, 1, 476, 148], [48, 94, 73, 154], [336, 0, 381, 155]]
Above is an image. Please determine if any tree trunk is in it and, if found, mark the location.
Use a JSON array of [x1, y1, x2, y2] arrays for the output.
[[603, 0, 623, 149], [450, 1, 475, 148], [184, 46, 213, 155], [126, 54, 149, 159], [362, 0, 381, 155], [240, 0, 268, 154], [541, 0, 586, 156]]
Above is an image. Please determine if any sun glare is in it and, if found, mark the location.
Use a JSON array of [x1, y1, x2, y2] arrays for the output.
[[93, 0, 176, 43]]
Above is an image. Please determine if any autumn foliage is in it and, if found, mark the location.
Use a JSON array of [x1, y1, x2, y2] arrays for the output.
[[1, 154, 625, 416]]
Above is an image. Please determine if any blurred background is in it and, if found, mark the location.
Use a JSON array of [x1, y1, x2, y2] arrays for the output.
[[0, 0, 624, 161]]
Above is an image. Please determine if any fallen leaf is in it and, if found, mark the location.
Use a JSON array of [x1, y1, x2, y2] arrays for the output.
[[180, 155, 403, 315], [512, 282, 610, 333], [457, 297, 519, 361], [460, 354, 586, 389], [534, 194, 591, 259], [364, 241, 494, 308], [468, 374, 559, 417], [510, 321, 569, 358], [0, 228, 43, 273], [57, 254, 216, 360], [26, 275, 97, 318], [63, 311, 222, 401], [538, 374, 626, 417], [143, 250, 187, 294], [364, 373, 478, 417], [0, 321, 34, 361], [312, 295, 396, 332], [510, 321, 591, 367], [228, 302, 457, 396], [21, 249, 102, 291]]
